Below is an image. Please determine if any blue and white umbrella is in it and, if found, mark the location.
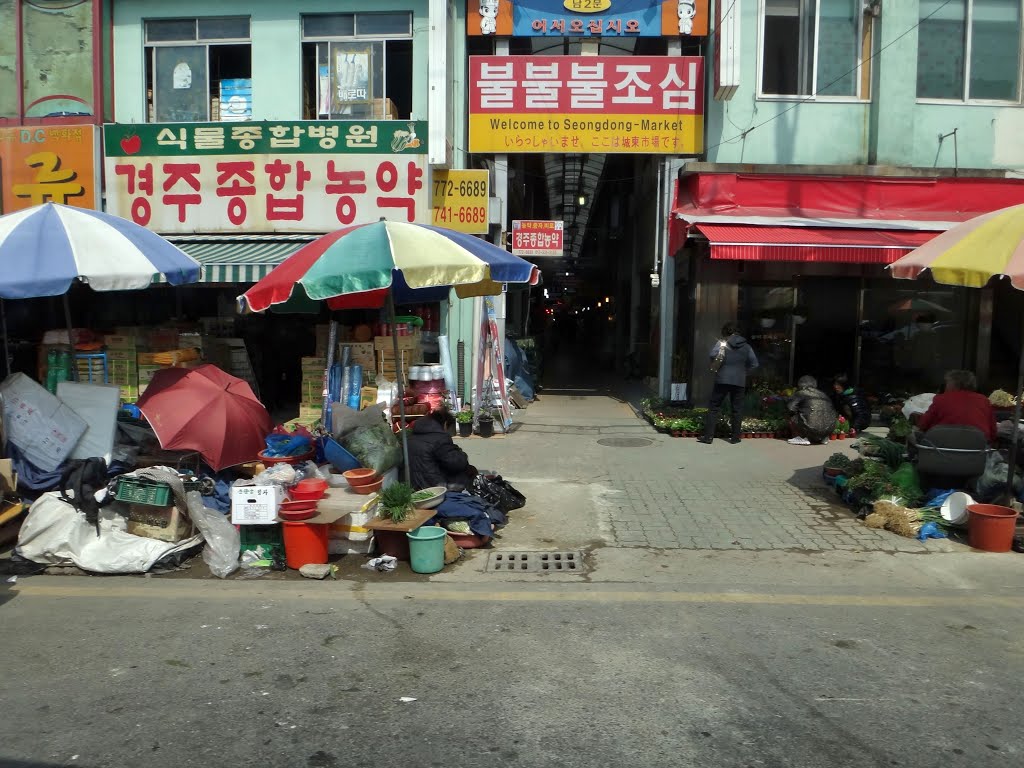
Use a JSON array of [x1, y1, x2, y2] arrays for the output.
[[0, 203, 200, 299]]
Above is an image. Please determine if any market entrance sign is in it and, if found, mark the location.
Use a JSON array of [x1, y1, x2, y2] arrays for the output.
[[103, 121, 429, 233], [467, 0, 709, 37], [512, 219, 563, 256], [0, 125, 98, 214], [431, 169, 489, 234], [468, 56, 704, 154]]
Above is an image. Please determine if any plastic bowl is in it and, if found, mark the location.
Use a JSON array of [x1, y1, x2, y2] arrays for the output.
[[353, 477, 384, 495], [279, 508, 317, 521], [290, 487, 327, 502], [412, 486, 447, 509], [258, 448, 315, 466], [280, 499, 319, 512], [295, 478, 328, 495], [343, 468, 380, 488]]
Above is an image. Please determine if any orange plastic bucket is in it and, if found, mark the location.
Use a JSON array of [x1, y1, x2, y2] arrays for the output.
[[282, 521, 329, 569], [966, 504, 1018, 553]]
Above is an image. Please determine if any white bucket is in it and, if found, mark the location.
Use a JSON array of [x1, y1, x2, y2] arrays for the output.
[[941, 491, 974, 525]]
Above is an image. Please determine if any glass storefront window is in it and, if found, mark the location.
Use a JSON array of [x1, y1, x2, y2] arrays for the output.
[[859, 280, 971, 395], [738, 284, 796, 388]]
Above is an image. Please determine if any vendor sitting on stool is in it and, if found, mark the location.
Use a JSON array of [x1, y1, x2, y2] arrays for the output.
[[407, 408, 478, 491], [912, 369, 996, 445], [786, 375, 838, 445]]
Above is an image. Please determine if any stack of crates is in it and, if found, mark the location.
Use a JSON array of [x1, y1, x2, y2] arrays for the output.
[[300, 357, 326, 411], [105, 334, 140, 403], [374, 334, 422, 386]]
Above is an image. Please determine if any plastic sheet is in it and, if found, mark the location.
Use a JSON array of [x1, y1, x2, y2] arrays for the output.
[[186, 491, 239, 579]]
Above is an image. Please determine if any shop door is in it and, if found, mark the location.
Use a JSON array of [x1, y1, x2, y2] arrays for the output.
[[793, 277, 860, 385]]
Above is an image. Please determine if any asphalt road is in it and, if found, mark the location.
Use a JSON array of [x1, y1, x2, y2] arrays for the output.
[[1, 575, 1022, 768]]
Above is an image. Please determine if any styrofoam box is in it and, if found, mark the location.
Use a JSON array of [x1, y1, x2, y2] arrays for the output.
[[231, 485, 284, 525]]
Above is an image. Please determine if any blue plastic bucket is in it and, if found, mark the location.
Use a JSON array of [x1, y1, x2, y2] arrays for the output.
[[406, 526, 447, 574]]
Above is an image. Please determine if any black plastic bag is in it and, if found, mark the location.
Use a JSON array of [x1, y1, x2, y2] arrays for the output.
[[470, 473, 526, 514]]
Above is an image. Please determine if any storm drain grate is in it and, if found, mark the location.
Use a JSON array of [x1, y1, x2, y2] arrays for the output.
[[487, 551, 584, 573]]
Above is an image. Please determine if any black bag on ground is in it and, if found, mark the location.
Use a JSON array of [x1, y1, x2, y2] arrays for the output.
[[470, 473, 526, 514]]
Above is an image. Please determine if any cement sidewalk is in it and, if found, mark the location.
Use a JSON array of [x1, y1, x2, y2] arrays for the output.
[[461, 389, 950, 554]]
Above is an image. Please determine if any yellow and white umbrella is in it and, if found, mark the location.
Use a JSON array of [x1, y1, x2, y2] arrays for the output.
[[891, 202, 1024, 495]]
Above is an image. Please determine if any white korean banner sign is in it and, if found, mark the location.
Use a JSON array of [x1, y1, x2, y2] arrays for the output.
[[103, 121, 429, 233]]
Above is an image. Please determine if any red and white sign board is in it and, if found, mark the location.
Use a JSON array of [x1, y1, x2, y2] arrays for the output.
[[512, 219, 563, 257]]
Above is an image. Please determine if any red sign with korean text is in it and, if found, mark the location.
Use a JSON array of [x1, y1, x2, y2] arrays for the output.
[[468, 56, 704, 154]]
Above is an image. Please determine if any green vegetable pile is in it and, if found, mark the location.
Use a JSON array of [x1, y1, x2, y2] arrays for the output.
[[378, 482, 414, 523]]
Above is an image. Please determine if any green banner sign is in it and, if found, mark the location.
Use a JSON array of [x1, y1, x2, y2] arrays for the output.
[[104, 121, 428, 157]]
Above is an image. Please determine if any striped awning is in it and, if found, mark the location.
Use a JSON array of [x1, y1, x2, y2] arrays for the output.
[[156, 237, 315, 284]]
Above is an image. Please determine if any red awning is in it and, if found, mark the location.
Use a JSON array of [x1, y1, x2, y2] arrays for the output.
[[696, 224, 938, 264]]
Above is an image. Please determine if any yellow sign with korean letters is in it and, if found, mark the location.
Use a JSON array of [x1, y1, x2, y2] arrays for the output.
[[431, 169, 490, 234], [0, 125, 98, 214]]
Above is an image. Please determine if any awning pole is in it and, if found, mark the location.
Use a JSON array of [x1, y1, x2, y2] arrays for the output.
[[0, 299, 10, 379], [62, 293, 78, 382], [389, 292, 411, 485]]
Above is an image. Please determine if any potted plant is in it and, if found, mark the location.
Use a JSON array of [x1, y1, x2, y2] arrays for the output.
[[833, 416, 850, 440], [823, 453, 852, 478], [455, 408, 474, 437], [477, 411, 494, 438]]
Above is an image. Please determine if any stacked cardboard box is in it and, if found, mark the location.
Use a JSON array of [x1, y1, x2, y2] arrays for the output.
[[373, 334, 422, 385], [300, 357, 326, 409], [315, 325, 331, 357], [338, 342, 375, 367], [105, 334, 140, 403]]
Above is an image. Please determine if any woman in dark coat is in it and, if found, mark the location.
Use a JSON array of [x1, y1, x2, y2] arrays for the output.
[[407, 409, 477, 490]]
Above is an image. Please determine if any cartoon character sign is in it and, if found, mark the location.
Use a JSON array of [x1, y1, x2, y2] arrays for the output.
[[677, 0, 696, 34], [480, 0, 500, 35]]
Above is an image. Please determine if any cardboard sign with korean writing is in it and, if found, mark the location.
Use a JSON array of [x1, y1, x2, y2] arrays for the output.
[[512, 220, 563, 257], [468, 56, 704, 154], [468, 0, 709, 37], [103, 121, 429, 233], [431, 169, 490, 234], [0, 125, 98, 214]]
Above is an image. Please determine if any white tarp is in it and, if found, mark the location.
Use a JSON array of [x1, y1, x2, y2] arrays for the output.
[[15, 492, 201, 574]]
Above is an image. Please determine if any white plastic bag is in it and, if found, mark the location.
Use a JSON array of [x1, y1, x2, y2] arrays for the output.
[[186, 491, 239, 578], [902, 393, 935, 420]]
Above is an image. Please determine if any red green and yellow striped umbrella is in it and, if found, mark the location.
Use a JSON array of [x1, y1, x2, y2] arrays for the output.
[[238, 220, 539, 313]]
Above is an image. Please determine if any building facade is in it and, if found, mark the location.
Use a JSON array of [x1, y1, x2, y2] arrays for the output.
[[666, 0, 1024, 403]]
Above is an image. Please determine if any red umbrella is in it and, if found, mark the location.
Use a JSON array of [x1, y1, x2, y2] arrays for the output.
[[137, 364, 273, 471]]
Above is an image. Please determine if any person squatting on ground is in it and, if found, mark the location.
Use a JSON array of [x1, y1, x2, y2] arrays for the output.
[[699, 323, 759, 445], [786, 375, 838, 445], [407, 408, 478, 491], [832, 373, 872, 433]]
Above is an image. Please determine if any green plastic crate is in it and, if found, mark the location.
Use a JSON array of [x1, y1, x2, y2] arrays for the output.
[[114, 477, 172, 507]]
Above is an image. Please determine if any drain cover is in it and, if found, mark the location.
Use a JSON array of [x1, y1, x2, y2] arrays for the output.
[[488, 551, 584, 573], [597, 437, 653, 448]]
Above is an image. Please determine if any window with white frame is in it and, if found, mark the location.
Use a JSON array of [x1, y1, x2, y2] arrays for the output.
[[759, 0, 867, 98], [301, 12, 413, 120], [144, 17, 252, 122], [917, 0, 1022, 101]]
